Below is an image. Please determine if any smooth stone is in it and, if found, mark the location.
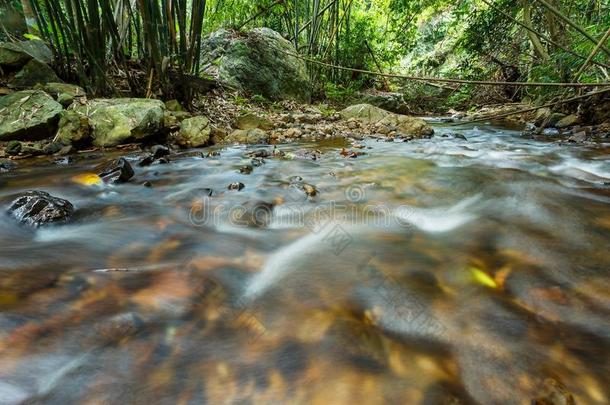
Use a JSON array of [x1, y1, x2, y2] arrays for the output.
[[7, 190, 74, 227]]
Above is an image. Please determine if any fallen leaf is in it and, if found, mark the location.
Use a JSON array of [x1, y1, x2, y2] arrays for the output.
[[469, 267, 498, 289], [72, 173, 103, 187]]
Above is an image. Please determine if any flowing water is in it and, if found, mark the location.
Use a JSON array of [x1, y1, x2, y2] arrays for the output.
[[0, 121, 609, 404]]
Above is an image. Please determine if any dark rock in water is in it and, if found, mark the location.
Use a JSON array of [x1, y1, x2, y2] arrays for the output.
[[53, 156, 74, 165], [455, 134, 468, 141], [138, 155, 155, 167], [142, 181, 152, 188], [7, 191, 74, 227], [0, 160, 16, 172], [239, 165, 253, 174], [301, 183, 318, 197], [43, 141, 63, 155], [95, 157, 135, 184], [293, 149, 320, 161], [205, 151, 221, 158], [245, 149, 272, 158], [94, 312, 143, 343], [228, 182, 245, 191], [251, 157, 265, 167], [232, 200, 275, 227], [151, 145, 170, 159]]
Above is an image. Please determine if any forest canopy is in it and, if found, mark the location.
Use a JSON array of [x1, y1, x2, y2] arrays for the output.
[[1, 0, 609, 107]]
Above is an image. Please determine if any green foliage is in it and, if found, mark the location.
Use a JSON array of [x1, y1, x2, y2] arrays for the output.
[[5, 0, 609, 107]]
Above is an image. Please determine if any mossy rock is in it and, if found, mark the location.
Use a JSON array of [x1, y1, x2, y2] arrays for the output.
[[340, 103, 433, 138], [165, 99, 184, 112], [0, 90, 63, 141], [173, 116, 211, 148], [222, 128, 269, 145], [40, 83, 86, 107], [56, 98, 165, 147], [235, 113, 273, 130], [9, 59, 61, 89], [340, 104, 391, 123], [201, 28, 311, 102]]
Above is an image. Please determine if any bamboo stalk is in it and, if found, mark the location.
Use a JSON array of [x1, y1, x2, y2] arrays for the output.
[[574, 26, 610, 81], [534, 0, 610, 57], [479, 0, 610, 70]]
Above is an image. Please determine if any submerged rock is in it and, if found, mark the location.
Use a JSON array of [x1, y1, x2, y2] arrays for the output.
[[232, 200, 275, 227], [151, 144, 170, 159], [7, 191, 74, 227], [56, 98, 165, 147], [227, 182, 245, 191], [201, 28, 311, 102], [174, 116, 211, 148], [95, 157, 135, 184], [0, 159, 15, 172], [0, 90, 63, 141]]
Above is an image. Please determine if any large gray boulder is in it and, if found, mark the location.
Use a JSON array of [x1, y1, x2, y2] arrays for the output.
[[56, 98, 165, 147], [359, 92, 411, 115], [0, 90, 63, 141], [201, 28, 311, 102]]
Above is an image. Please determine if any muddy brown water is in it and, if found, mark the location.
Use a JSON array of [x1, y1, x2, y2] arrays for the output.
[[0, 122, 609, 404]]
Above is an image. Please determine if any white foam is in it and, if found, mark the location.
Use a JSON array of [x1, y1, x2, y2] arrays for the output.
[[244, 230, 326, 300], [394, 195, 480, 233]]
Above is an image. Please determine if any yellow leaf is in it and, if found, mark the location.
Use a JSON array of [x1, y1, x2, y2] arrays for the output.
[[469, 267, 498, 289], [72, 173, 103, 187]]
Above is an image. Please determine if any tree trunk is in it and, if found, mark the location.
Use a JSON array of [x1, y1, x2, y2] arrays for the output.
[[522, 0, 549, 61]]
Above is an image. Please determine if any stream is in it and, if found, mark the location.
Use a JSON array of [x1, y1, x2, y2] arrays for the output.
[[0, 121, 609, 404]]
